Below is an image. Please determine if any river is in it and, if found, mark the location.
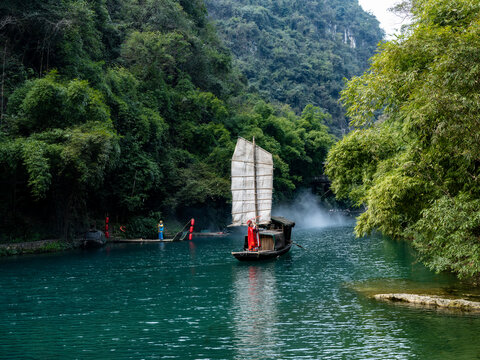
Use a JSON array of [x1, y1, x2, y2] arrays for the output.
[[1, 224, 480, 359]]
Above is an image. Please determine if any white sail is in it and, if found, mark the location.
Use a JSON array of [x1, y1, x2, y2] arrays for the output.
[[231, 137, 273, 226]]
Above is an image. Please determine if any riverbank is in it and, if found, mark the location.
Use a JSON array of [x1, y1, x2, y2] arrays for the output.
[[0, 239, 75, 256], [350, 277, 480, 313], [0, 232, 179, 256]]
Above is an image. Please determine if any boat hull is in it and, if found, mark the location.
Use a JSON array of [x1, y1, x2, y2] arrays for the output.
[[82, 239, 106, 249], [232, 243, 292, 261], [232, 216, 295, 261]]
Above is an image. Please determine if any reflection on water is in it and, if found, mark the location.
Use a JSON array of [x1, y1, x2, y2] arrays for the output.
[[233, 265, 278, 359]]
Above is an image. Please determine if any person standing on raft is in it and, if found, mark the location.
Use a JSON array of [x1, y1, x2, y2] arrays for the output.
[[247, 219, 259, 251], [158, 220, 164, 240]]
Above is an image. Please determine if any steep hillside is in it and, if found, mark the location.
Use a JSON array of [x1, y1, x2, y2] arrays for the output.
[[205, 0, 384, 134], [0, 0, 336, 240]]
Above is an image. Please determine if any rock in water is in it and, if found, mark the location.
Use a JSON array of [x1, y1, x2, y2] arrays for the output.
[[374, 293, 480, 311]]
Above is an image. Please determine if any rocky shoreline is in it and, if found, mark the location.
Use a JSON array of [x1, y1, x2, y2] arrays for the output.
[[374, 293, 480, 311], [0, 239, 76, 256]]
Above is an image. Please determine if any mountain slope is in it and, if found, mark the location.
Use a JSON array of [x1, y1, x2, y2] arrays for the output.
[[205, 0, 384, 134]]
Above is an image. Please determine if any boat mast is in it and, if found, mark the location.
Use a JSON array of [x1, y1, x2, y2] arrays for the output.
[[252, 137, 258, 220]]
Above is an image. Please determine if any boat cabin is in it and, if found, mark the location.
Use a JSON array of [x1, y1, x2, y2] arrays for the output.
[[242, 216, 295, 251]]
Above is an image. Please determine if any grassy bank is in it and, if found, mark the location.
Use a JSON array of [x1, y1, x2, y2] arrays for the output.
[[0, 240, 75, 256]]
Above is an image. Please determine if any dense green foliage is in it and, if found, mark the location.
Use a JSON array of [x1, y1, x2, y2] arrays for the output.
[[0, 0, 341, 241], [205, 0, 384, 134], [326, 0, 480, 280]]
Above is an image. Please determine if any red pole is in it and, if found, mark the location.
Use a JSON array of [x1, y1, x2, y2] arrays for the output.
[[105, 216, 110, 239], [189, 218, 194, 240]]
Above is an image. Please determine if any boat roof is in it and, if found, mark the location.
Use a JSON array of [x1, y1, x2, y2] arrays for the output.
[[227, 216, 295, 228], [271, 216, 295, 227]]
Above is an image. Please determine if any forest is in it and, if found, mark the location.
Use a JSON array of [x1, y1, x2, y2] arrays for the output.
[[2, 0, 480, 282], [326, 0, 480, 281], [205, 0, 383, 135], [0, 0, 381, 242]]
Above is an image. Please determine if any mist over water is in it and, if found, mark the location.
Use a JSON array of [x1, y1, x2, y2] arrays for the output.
[[273, 190, 351, 229]]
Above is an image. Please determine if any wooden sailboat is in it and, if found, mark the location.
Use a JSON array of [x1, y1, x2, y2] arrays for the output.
[[230, 137, 295, 261]]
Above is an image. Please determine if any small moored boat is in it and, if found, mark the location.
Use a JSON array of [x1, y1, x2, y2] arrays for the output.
[[230, 137, 295, 261], [82, 229, 106, 248]]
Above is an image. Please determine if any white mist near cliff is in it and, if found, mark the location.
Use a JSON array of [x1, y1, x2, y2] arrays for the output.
[[273, 191, 349, 229]]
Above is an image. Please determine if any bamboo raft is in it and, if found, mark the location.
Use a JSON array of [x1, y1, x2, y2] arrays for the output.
[[109, 219, 194, 244], [109, 238, 176, 243]]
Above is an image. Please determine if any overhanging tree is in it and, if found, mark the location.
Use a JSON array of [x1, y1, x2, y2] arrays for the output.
[[326, 0, 480, 280]]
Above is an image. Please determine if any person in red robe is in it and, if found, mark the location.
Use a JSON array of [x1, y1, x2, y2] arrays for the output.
[[247, 220, 259, 251]]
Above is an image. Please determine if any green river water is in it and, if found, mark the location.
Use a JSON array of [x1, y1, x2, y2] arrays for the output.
[[1, 224, 480, 359]]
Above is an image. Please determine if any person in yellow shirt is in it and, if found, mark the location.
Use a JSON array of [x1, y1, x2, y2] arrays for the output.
[[158, 220, 164, 240]]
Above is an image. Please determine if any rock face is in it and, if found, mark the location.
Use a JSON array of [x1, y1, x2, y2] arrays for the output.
[[374, 293, 480, 311]]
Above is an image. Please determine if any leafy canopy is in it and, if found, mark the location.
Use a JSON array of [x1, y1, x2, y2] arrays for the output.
[[326, 0, 480, 280], [0, 0, 338, 240]]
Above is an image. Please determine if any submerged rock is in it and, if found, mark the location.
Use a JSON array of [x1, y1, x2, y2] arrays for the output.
[[374, 293, 480, 311]]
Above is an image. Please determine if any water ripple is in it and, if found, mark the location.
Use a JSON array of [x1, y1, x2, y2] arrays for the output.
[[0, 227, 479, 358]]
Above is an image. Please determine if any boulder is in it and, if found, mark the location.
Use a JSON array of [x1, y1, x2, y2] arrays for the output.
[[374, 293, 480, 311]]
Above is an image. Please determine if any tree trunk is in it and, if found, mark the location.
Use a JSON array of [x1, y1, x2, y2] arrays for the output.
[[1, 40, 7, 124]]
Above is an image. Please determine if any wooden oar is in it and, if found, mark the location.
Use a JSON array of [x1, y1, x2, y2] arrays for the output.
[[293, 242, 307, 250], [172, 219, 193, 241]]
